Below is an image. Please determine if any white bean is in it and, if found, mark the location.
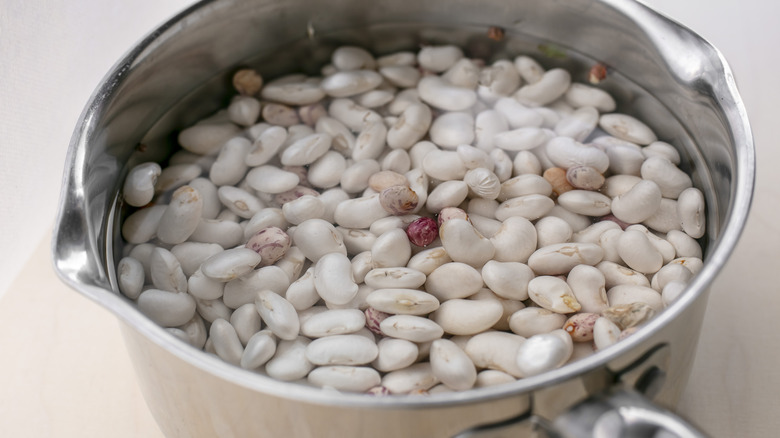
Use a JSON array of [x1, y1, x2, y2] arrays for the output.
[[495, 194, 555, 221], [334, 194, 391, 229], [177, 122, 241, 156], [557, 190, 611, 217], [189, 218, 244, 248], [597, 261, 652, 289], [481, 260, 533, 300], [479, 59, 521, 96], [246, 165, 300, 194], [149, 247, 187, 293], [593, 317, 621, 350], [527, 276, 582, 313], [366, 289, 440, 316], [241, 330, 277, 369], [320, 70, 382, 98], [662, 281, 687, 306], [245, 125, 287, 166], [475, 370, 516, 388], [564, 83, 616, 112], [498, 174, 553, 201], [429, 112, 475, 149], [171, 242, 223, 277], [641, 156, 693, 199], [601, 174, 642, 198], [386, 103, 432, 150], [606, 285, 663, 312], [605, 144, 644, 176], [534, 216, 573, 247], [188, 178, 221, 219], [156, 163, 202, 193], [474, 109, 509, 151], [406, 247, 452, 276], [328, 98, 382, 131], [200, 247, 261, 282], [223, 266, 290, 308], [217, 186, 263, 219], [528, 242, 604, 275], [678, 187, 706, 238], [117, 256, 144, 300], [417, 76, 477, 111], [300, 309, 366, 338], [599, 113, 658, 145], [292, 218, 347, 262], [643, 198, 682, 233], [490, 216, 538, 263], [280, 132, 333, 166], [439, 218, 496, 268], [490, 149, 514, 182], [313, 252, 359, 305], [666, 229, 703, 259], [465, 331, 526, 378], [265, 336, 313, 381], [254, 290, 300, 341], [515, 68, 571, 106], [546, 136, 609, 173], [493, 127, 553, 152], [508, 307, 566, 338], [371, 228, 412, 268], [123, 162, 161, 207], [137, 289, 197, 327], [430, 299, 503, 335], [515, 330, 573, 377], [372, 338, 419, 372], [555, 106, 599, 141], [209, 318, 244, 366], [430, 339, 477, 391], [210, 137, 251, 186], [567, 264, 609, 314], [493, 97, 543, 129], [417, 45, 463, 72], [380, 315, 444, 343], [442, 58, 480, 88], [380, 65, 421, 88], [643, 141, 681, 164], [353, 121, 388, 161], [262, 81, 326, 106], [230, 303, 262, 346], [157, 186, 203, 244], [426, 180, 469, 213], [610, 180, 662, 224], [651, 263, 694, 292], [188, 269, 225, 301], [514, 55, 544, 83], [308, 366, 381, 392], [282, 195, 325, 225], [381, 362, 439, 394], [364, 267, 426, 290]]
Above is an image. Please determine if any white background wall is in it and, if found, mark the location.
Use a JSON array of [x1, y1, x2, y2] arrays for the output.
[[0, 0, 193, 298]]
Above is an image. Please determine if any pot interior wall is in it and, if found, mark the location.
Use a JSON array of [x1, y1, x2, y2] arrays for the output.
[[107, 1, 728, 287]]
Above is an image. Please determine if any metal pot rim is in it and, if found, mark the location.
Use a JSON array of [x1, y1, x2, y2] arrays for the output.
[[52, 0, 755, 409]]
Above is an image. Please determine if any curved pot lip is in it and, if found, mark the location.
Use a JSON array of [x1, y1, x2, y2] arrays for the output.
[[52, 0, 755, 409]]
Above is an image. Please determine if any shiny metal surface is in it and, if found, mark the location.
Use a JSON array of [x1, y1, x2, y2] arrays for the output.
[[52, 0, 754, 436]]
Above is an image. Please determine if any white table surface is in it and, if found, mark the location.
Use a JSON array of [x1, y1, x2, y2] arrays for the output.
[[1, 0, 778, 436]]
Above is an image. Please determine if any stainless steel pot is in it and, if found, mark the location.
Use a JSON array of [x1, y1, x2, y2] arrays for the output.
[[52, 0, 755, 436]]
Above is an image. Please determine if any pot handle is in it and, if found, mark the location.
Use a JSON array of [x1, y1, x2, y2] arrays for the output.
[[454, 344, 708, 438], [547, 388, 708, 438], [454, 389, 707, 438]]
